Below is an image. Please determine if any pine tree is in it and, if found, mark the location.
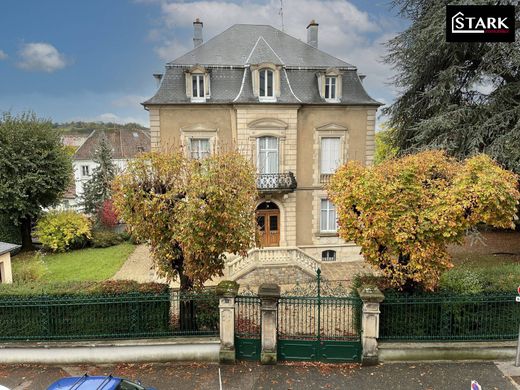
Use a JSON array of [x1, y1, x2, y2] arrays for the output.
[[82, 133, 116, 214], [384, 0, 520, 173]]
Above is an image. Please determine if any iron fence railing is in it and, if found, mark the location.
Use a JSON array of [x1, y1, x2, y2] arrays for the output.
[[379, 292, 520, 341], [0, 290, 219, 341], [235, 295, 261, 339], [256, 172, 297, 192]]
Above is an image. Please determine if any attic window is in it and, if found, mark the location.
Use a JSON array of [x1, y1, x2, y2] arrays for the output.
[[259, 69, 275, 102], [192, 74, 204, 99], [325, 76, 337, 100]]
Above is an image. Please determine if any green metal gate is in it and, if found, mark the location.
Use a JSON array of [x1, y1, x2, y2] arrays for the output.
[[235, 295, 261, 360], [277, 270, 362, 362]]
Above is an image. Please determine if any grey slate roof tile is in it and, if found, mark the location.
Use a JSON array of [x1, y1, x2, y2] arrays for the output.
[[74, 129, 151, 160], [170, 24, 352, 68]]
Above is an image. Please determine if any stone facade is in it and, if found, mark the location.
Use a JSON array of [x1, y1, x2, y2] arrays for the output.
[[235, 264, 314, 288]]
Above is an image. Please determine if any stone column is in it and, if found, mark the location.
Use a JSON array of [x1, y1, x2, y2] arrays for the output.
[[357, 286, 385, 365], [258, 283, 280, 365], [216, 281, 239, 364]]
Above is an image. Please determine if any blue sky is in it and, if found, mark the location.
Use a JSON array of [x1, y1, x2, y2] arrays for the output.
[[0, 0, 408, 127]]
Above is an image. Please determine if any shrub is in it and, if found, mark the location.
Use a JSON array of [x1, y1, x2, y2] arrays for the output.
[[35, 211, 92, 252], [12, 253, 47, 283], [91, 229, 123, 248], [439, 269, 484, 294], [97, 199, 119, 228]]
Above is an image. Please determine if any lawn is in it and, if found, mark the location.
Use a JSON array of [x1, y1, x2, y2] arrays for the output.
[[12, 243, 136, 282]]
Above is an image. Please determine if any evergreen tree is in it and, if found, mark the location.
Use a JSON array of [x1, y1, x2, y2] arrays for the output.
[[384, 0, 520, 173], [82, 133, 116, 214]]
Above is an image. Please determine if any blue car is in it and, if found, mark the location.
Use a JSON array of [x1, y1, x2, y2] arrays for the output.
[[47, 374, 157, 390]]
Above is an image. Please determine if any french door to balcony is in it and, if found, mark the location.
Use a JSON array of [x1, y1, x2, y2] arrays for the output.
[[257, 136, 279, 174], [256, 202, 280, 247]]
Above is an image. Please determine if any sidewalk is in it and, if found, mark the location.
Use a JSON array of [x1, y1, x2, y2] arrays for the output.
[[0, 361, 518, 390]]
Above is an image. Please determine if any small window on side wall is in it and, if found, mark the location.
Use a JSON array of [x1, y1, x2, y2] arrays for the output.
[[190, 138, 210, 160], [81, 165, 90, 177], [322, 250, 336, 261]]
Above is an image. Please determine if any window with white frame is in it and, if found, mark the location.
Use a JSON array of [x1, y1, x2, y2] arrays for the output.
[[259, 69, 274, 98], [190, 138, 210, 160], [325, 76, 337, 100], [257, 136, 278, 174], [320, 137, 341, 174], [192, 74, 205, 100], [320, 199, 337, 233], [81, 165, 90, 177]]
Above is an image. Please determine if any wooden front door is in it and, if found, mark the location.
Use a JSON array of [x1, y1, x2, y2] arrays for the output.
[[256, 209, 280, 247]]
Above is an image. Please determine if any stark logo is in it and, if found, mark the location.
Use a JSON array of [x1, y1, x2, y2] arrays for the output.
[[446, 5, 516, 42]]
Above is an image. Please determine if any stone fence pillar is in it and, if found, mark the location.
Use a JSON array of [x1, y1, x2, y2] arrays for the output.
[[258, 283, 280, 365], [217, 281, 239, 364], [357, 286, 385, 365]]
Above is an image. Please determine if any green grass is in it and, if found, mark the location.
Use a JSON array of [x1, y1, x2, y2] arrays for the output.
[[12, 243, 135, 282]]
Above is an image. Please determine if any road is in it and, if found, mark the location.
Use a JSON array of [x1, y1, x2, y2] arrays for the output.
[[0, 361, 518, 390]]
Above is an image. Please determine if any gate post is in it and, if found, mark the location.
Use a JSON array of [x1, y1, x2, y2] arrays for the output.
[[358, 286, 385, 366], [258, 283, 280, 365], [217, 281, 239, 364]]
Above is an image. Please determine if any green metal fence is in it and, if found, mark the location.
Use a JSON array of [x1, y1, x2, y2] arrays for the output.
[[235, 295, 261, 360], [0, 290, 219, 341], [380, 292, 520, 341]]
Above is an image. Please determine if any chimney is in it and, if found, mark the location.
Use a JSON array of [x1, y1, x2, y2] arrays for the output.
[[306, 20, 318, 48], [193, 18, 203, 48]]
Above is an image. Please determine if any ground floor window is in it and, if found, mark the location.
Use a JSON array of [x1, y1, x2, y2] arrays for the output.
[[322, 250, 336, 262], [320, 199, 337, 233]]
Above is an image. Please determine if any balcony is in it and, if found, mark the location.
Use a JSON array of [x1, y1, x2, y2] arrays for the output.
[[256, 172, 297, 193]]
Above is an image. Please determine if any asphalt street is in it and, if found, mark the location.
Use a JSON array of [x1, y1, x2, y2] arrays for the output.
[[0, 361, 518, 390]]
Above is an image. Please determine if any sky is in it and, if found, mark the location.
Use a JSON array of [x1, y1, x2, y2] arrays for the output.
[[0, 0, 408, 128]]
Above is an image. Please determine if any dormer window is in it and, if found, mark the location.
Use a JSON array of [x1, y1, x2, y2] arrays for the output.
[[192, 74, 205, 100], [318, 69, 342, 102], [325, 76, 337, 100], [259, 69, 274, 99], [185, 65, 210, 103]]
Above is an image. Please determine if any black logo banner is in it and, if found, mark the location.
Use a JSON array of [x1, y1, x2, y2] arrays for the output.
[[446, 5, 515, 42]]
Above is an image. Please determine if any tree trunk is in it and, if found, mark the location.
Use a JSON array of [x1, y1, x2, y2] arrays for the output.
[[178, 266, 196, 331], [20, 217, 34, 251]]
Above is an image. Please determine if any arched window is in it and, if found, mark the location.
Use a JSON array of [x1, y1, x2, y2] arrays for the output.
[[259, 69, 274, 98], [322, 250, 336, 262]]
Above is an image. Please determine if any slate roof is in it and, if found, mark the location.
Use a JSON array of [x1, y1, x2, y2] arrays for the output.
[[74, 129, 151, 160], [0, 242, 20, 256], [170, 24, 353, 68], [144, 24, 380, 106]]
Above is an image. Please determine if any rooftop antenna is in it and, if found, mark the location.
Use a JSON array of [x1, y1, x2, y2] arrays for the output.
[[279, 0, 284, 32]]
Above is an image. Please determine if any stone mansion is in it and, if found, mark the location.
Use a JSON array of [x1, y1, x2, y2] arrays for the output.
[[143, 20, 381, 284]]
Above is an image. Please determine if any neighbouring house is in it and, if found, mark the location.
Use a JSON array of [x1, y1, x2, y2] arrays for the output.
[[143, 20, 381, 285], [0, 242, 19, 284], [64, 128, 151, 209]]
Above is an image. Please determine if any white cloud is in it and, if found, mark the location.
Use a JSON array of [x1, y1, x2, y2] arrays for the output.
[[111, 94, 148, 108], [0, 50, 7, 60], [17, 42, 68, 72], [88, 112, 148, 126]]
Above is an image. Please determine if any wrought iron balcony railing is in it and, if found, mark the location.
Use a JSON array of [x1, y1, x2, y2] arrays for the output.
[[256, 172, 297, 193]]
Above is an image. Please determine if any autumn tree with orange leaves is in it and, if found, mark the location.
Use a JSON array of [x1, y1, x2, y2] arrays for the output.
[[328, 151, 519, 291], [113, 150, 258, 292]]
